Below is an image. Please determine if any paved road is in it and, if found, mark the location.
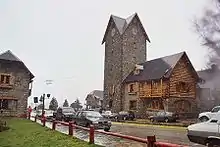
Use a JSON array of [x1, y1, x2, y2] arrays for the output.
[[30, 114, 204, 146], [111, 122, 204, 146]]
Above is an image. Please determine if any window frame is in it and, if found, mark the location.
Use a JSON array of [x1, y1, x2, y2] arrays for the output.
[[129, 100, 137, 110], [0, 74, 12, 85]]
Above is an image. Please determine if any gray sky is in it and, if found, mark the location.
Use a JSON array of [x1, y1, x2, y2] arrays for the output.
[[0, 0, 208, 107]]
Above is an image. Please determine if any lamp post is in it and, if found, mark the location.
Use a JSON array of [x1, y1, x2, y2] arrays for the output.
[[40, 93, 51, 117]]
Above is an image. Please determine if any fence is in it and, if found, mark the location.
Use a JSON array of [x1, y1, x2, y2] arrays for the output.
[[28, 114, 188, 147]]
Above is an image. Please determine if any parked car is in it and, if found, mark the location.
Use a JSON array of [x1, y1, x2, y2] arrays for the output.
[[198, 106, 220, 122], [54, 107, 75, 122], [102, 111, 118, 120], [73, 110, 111, 131], [115, 111, 135, 121], [149, 111, 178, 123], [44, 110, 54, 121], [187, 112, 220, 147]]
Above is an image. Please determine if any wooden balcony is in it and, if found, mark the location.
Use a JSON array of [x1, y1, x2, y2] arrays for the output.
[[139, 88, 169, 98]]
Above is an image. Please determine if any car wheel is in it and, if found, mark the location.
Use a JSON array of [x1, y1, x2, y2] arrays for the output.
[[104, 127, 110, 132], [207, 139, 220, 147], [200, 116, 209, 122], [165, 118, 169, 123], [150, 118, 154, 122]]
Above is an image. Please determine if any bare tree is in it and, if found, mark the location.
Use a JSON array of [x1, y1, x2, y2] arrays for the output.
[[194, 0, 220, 68]]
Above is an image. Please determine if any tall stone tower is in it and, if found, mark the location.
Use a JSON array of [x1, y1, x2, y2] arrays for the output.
[[102, 13, 150, 112]]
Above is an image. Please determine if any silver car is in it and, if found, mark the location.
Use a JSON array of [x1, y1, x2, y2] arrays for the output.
[[187, 112, 220, 147]]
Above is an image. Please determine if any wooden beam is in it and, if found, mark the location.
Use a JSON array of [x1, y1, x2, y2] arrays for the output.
[[0, 96, 18, 100]]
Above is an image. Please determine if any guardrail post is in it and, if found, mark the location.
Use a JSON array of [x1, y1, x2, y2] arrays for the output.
[[28, 112, 31, 120], [89, 125, 94, 144], [69, 122, 73, 136], [34, 116, 37, 122], [52, 120, 56, 130], [42, 117, 46, 127], [147, 136, 156, 147]]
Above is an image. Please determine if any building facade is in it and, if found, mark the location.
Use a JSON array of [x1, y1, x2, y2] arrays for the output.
[[0, 50, 34, 117], [102, 13, 150, 112], [123, 52, 199, 118], [197, 64, 220, 112], [102, 13, 199, 118], [85, 90, 103, 109]]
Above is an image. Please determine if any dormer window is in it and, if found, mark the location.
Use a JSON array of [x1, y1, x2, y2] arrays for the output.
[[134, 69, 140, 75]]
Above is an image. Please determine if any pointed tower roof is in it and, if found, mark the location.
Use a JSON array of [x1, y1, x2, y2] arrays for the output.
[[102, 13, 150, 44], [0, 50, 34, 79]]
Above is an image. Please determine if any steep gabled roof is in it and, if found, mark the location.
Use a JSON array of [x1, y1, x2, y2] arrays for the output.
[[0, 50, 34, 79], [102, 13, 150, 44], [0, 50, 22, 62], [124, 52, 198, 83], [86, 90, 103, 101]]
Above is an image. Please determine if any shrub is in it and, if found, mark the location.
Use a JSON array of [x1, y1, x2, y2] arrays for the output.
[[0, 119, 9, 132]]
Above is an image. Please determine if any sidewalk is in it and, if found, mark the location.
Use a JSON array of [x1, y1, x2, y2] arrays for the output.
[[113, 119, 197, 127]]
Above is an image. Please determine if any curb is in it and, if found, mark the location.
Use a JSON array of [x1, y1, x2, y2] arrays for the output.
[[112, 121, 188, 130]]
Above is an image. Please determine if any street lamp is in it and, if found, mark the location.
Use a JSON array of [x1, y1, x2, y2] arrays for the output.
[[40, 93, 51, 117]]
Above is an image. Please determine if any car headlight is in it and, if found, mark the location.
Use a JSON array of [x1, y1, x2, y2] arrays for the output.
[[93, 121, 98, 124]]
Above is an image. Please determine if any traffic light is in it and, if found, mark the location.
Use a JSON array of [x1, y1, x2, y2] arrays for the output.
[[34, 97, 38, 103]]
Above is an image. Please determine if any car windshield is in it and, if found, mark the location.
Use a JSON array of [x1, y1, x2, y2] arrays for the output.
[[86, 111, 103, 118], [62, 108, 74, 113]]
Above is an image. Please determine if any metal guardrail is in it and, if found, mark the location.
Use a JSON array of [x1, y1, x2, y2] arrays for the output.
[[28, 114, 188, 147]]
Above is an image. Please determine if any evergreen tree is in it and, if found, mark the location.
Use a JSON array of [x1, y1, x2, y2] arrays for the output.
[[70, 98, 82, 111], [49, 97, 58, 111], [63, 99, 69, 107]]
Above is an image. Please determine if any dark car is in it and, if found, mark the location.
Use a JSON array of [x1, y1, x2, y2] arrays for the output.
[[115, 111, 135, 122], [54, 107, 75, 122], [149, 111, 178, 123], [73, 111, 111, 131]]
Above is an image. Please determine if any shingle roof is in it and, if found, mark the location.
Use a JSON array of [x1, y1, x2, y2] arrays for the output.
[[0, 50, 34, 79], [88, 90, 103, 100], [102, 13, 150, 44], [124, 52, 187, 83], [0, 50, 22, 62]]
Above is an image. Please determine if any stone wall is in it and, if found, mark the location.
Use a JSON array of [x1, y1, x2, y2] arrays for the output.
[[0, 61, 31, 117], [103, 16, 147, 113], [103, 20, 123, 112]]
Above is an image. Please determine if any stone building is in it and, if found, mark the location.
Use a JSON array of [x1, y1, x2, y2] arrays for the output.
[[196, 64, 220, 112], [102, 13, 150, 113], [102, 13, 199, 117], [85, 90, 103, 109], [0, 50, 34, 117]]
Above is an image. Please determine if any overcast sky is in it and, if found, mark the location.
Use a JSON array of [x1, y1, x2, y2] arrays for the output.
[[0, 0, 209, 108]]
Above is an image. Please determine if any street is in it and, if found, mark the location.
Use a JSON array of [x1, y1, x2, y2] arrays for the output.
[[33, 119, 204, 146], [111, 122, 204, 146]]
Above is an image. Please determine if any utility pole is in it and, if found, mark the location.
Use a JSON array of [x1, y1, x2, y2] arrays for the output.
[[40, 93, 50, 117]]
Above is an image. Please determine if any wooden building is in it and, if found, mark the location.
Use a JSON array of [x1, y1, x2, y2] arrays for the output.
[[123, 52, 199, 118]]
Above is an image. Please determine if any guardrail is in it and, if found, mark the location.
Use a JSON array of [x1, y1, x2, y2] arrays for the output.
[[28, 114, 188, 147]]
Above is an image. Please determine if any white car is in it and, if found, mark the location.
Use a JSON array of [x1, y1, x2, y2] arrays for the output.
[[199, 106, 220, 122], [187, 112, 220, 147]]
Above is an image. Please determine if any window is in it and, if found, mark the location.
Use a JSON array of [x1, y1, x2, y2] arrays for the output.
[[176, 81, 188, 92], [134, 69, 140, 75], [152, 81, 158, 88], [0, 100, 9, 109], [211, 107, 220, 113], [0, 74, 11, 84], [109, 100, 113, 108], [129, 100, 137, 110], [129, 84, 134, 93], [150, 100, 164, 110], [139, 83, 144, 88]]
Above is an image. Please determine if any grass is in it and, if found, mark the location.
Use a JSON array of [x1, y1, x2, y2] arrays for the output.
[[0, 118, 102, 147]]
